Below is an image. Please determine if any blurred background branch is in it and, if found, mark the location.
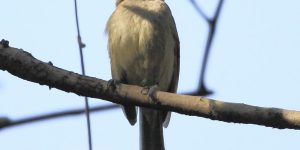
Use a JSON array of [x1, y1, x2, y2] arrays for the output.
[[0, 104, 119, 130], [73, 0, 92, 149], [187, 0, 224, 96]]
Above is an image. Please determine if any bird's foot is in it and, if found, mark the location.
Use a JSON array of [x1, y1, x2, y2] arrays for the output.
[[107, 79, 120, 91], [142, 85, 159, 104]]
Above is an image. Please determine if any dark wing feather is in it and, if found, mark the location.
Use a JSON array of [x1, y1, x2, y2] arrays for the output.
[[162, 14, 180, 127]]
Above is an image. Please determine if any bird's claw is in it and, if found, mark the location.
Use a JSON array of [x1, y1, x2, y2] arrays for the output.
[[107, 79, 120, 91], [142, 85, 159, 104]]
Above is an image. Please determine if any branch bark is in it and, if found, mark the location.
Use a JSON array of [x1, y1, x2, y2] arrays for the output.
[[1, 46, 300, 130]]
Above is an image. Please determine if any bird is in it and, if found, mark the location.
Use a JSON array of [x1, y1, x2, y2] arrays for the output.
[[106, 0, 179, 149]]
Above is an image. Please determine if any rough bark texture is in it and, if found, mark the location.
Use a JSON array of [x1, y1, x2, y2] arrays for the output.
[[1, 46, 300, 130]]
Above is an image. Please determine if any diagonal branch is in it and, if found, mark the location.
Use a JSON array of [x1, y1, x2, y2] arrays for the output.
[[1, 45, 300, 130], [0, 104, 119, 129], [189, 0, 209, 22]]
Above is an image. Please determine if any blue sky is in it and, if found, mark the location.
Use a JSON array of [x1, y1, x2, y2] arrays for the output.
[[1, 0, 300, 149]]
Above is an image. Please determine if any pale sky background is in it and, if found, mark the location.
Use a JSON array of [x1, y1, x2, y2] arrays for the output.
[[1, 0, 300, 149]]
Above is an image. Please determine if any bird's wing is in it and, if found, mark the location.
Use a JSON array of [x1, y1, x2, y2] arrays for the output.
[[163, 9, 180, 128]]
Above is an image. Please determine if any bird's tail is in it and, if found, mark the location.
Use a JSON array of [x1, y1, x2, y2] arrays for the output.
[[139, 107, 165, 150]]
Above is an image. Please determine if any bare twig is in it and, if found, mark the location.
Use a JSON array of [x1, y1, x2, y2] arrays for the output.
[[1, 46, 300, 130], [188, 0, 225, 96], [189, 0, 209, 21], [73, 0, 92, 149], [0, 104, 119, 130]]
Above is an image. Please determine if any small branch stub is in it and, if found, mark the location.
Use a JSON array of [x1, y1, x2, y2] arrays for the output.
[[0, 39, 9, 48]]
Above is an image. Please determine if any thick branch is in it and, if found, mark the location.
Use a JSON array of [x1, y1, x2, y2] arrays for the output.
[[1, 46, 300, 130]]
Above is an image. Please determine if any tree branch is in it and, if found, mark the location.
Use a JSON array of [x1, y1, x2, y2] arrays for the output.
[[0, 104, 119, 129], [1, 45, 300, 130]]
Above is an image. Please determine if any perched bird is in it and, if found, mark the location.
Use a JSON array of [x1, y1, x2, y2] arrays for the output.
[[106, 0, 179, 149]]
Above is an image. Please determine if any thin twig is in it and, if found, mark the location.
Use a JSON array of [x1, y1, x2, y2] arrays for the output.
[[0, 104, 119, 129], [188, 0, 225, 96], [74, 1, 92, 149], [189, 0, 209, 22]]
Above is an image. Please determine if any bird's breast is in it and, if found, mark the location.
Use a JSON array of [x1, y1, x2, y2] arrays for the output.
[[107, 1, 175, 90]]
